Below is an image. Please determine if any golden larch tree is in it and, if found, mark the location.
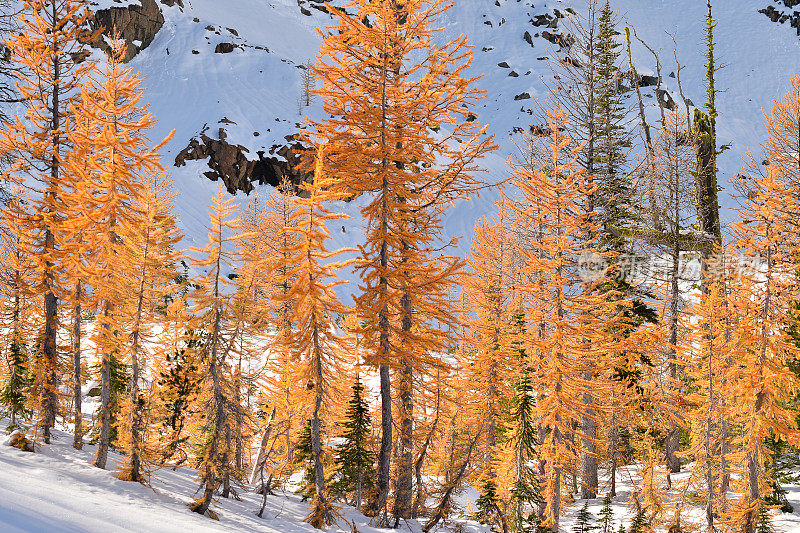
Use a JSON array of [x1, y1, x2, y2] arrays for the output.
[[729, 80, 800, 530], [67, 40, 173, 469], [287, 144, 352, 527], [311, 0, 494, 521], [188, 186, 241, 517], [0, 0, 96, 444], [115, 170, 182, 482]]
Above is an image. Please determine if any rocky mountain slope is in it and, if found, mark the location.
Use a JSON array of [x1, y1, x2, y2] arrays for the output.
[[84, 0, 800, 257]]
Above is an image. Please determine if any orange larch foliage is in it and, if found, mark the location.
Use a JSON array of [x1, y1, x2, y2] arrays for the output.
[[286, 144, 352, 527], [729, 78, 800, 531], [188, 186, 241, 517], [65, 40, 174, 470], [461, 216, 515, 483], [502, 108, 626, 532], [239, 182, 303, 469], [114, 170, 182, 483], [311, 0, 495, 520], [0, 0, 97, 444]]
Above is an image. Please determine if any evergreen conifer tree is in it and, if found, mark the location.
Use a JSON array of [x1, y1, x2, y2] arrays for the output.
[[296, 418, 316, 501], [508, 364, 545, 533], [627, 508, 649, 533], [598, 494, 614, 533], [1, 338, 31, 428], [475, 478, 505, 533], [574, 502, 599, 533], [332, 376, 375, 510]]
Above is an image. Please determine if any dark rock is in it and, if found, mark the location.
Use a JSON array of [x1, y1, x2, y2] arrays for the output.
[[514, 92, 531, 101], [656, 89, 675, 111], [498, 61, 510, 68], [524, 31, 533, 46], [215, 42, 237, 54], [160, 0, 183, 6], [639, 74, 659, 87], [86, 0, 165, 63], [541, 30, 574, 49], [175, 132, 312, 195]]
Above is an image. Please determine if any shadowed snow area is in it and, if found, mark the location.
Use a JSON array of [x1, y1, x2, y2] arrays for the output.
[[3, 426, 800, 532]]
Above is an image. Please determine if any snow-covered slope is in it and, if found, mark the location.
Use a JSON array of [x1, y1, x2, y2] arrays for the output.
[[104, 0, 800, 256], [4, 425, 800, 533], [0, 426, 489, 533]]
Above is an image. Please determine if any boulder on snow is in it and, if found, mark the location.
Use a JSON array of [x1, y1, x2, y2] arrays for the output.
[[5, 430, 34, 452], [214, 42, 238, 54]]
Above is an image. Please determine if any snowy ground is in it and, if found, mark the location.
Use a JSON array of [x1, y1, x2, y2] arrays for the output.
[[0, 426, 486, 533], [3, 427, 800, 532]]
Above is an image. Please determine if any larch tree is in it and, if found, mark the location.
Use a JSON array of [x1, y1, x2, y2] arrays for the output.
[[681, 271, 734, 533], [504, 108, 624, 532], [115, 170, 182, 482], [66, 40, 173, 470], [729, 81, 800, 532], [60, 106, 97, 451], [286, 144, 352, 528], [240, 182, 301, 470], [639, 109, 701, 477], [462, 215, 515, 530], [311, 0, 494, 521], [188, 186, 241, 517], [0, 0, 96, 444]]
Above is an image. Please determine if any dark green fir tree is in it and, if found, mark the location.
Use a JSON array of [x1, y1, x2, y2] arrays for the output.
[[755, 504, 774, 533], [598, 494, 615, 533], [157, 329, 202, 463], [296, 418, 316, 501], [90, 348, 129, 447], [592, 0, 636, 252], [627, 508, 649, 533], [475, 478, 506, 533], [507, 312, 545, 533], [574, 501, 599, 533], [1, 338, 31, 428], [332, 375, 375, 509]]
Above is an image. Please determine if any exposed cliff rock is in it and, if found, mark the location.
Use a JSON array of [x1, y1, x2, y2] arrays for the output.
[[174, 129, 311, 195], [87, 0, 166, 62], [760, 2, 800, 35]]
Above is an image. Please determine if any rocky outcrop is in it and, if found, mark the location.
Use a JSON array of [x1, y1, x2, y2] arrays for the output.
[[175, 130, 311, 195], [214, 42, 238, 54], [760, 2, 800, 35], [540, 30, 575, 50], [87, 0, 166, 62]]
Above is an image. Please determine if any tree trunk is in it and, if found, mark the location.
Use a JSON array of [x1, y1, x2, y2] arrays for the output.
[[95, 302, 112, 469], [191, 260, 226, 516], [580, 379, 598, 499], [373, 364, 392, 523], [72, 283, 83, 450], [42, 247, 59, 444], [42, 1, 62, 445], [393, 287, 413, 521], [610, 424, 617, 497]]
